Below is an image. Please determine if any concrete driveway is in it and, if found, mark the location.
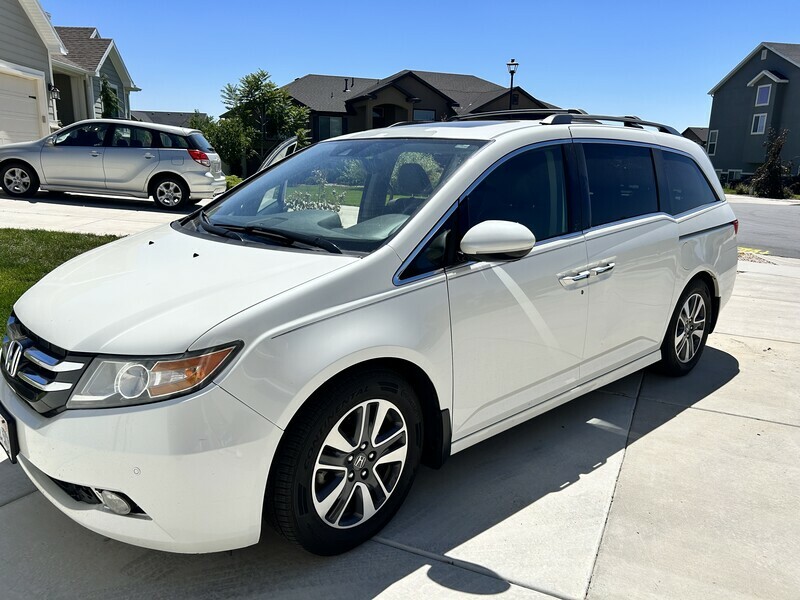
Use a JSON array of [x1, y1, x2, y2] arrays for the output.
[[0, 190, 208, 235], [1, 257, 798, 598]]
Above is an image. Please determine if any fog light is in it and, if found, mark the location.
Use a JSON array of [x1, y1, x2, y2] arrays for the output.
[[100, 490, 131, 515]]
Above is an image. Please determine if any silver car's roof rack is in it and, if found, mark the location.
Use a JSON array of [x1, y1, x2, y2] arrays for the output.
[[541, 113, 679, 135], [448, 108, 588, 121]]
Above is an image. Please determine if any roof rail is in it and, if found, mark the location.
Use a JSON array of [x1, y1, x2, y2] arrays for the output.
[[541, 113, 679, 135], [448, 108, 587, 122], [387, 120, 432, 128]]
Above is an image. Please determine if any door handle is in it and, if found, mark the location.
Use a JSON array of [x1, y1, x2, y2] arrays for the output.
[[90, 151, 100, 157], [559, 270, 591, 285], [144, 153, 155, 159], [591, 262, 616, 275]]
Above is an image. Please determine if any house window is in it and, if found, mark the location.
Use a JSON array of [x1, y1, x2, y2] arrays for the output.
[[318, 116, 343, 140], [755, 84, 771, 106], [707, 130, 718, 156], [412, 109, 435, 121], [751, 113, 767, 135], [728, 169, 741, 181], [761, 49, 768, 60]]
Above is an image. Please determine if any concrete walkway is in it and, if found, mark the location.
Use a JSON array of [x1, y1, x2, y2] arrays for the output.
[[1, 258, 798, 598]]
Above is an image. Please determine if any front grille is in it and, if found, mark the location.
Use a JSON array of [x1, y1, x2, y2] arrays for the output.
[[50, 477, 102, 505], [1, 315, 92, 416]]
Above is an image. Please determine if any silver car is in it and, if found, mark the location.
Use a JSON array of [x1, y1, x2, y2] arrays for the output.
[[0, 119, 226, 209]]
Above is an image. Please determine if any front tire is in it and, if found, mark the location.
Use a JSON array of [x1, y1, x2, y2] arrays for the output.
[[267, 369, 423, 555], [659, 280, 712, 376], [151, 175, 189, 210], [1, 162, 39, 197]]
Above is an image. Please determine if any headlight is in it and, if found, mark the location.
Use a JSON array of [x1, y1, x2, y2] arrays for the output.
[[67, 343, 240, 409]]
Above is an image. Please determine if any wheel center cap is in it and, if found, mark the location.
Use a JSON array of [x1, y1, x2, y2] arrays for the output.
[[353, 454, 367, 470]]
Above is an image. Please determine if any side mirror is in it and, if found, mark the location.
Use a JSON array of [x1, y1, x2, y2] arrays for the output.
[[460, 220, 536, 261], [45, 136, 55, 146]]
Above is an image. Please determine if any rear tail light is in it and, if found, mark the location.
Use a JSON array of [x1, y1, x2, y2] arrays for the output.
[[731, 219, 739, 234], [187, 149, 211, 168]]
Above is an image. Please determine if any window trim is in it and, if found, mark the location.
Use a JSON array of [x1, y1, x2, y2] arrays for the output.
[[707, 130, 718, 156], [393, 139, 575, 285], [751, 113, 767, 135], [755, 84, 771, 107], [761, 49, 768, 60]]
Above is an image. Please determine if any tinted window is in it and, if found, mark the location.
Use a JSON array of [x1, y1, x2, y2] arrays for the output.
[[159, 132, 189, 149], [111, 126, 153, 148], [661, 152, 719, 215], [463, 145, 569, 242], [189, 133, 214, 152], [54, 123, 108, 147], [583, 143, 658, 226]]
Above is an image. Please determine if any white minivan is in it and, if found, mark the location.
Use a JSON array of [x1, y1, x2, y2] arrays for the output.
[[0, 112, 737, 555]]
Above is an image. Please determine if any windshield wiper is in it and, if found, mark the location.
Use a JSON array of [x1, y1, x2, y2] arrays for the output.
[[197, 210, 242, 240], [214, 222, 343, 254]]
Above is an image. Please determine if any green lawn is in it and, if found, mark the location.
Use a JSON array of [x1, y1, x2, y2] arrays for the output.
[[0, 228, 119, 326], [290, 184, 364, 207]]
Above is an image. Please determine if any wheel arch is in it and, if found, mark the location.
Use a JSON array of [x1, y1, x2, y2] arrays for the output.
[[683, 269, 720, 333], [280, 357, 451, 471], [0, 157, 41, 180], [147, 171, 189, 197]]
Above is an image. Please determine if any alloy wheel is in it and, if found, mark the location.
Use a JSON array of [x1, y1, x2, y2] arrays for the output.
[[312, 399, 408, 529], [674, 292, 706, 363], [155, 181, 183, 206], [3, 168, 31, 194]]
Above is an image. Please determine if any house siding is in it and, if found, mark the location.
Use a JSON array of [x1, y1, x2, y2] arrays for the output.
[[92, 58, 128, 118], [709, 48, 800, 175], [0, 0, 55, 121]]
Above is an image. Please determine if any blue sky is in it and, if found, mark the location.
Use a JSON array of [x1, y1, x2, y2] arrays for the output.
[[46, 0, 800, 132]]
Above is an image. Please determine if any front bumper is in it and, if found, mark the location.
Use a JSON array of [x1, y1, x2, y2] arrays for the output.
[[1, 377, 281, 553]]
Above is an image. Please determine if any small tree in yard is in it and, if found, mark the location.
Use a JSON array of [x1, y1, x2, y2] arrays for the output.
[[221, 69, 309, 161], [100, 75, 120, 118], [751, 128, 791, 199]]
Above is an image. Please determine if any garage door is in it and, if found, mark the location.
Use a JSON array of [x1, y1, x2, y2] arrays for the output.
[[0, 72, 43, 146]]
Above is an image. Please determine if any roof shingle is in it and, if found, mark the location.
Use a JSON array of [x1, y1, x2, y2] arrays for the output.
[[52, 26, 112, 72]]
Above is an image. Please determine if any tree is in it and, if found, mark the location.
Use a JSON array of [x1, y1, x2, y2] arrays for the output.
[[188, 110, 254, 177], [751, 128, 790, 199], [221, 69, 309, 160], [100, 75, 120, 118]]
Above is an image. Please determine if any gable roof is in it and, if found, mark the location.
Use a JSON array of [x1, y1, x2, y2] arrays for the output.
[[51, 26, 137, 89], [283, 70, 555, 114], [709, 42, 800, 95], [131, 111, 207, 128], [16, 0, 66, 55], [746, 69, 789, 87], [681, 127, 708, 143]]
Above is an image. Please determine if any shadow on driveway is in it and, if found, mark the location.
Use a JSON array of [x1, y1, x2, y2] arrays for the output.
[[0, 189, 201, 216], [0, 348, 740, 599]]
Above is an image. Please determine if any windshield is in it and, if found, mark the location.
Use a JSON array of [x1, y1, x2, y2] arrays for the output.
[[201, 138, 486, 253]]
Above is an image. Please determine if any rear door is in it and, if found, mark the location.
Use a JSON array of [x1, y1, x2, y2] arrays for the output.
[[574, 138, 678, 380], [40, 122, 109, 187], [103, 124, 159, 193]]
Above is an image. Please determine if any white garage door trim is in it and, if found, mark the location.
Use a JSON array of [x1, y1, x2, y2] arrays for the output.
[[0, 59, 50, 144]]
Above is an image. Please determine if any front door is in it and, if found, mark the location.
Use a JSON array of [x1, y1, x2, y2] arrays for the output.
[[103, 124, 159, 193], [447, 143, 589, 439], [40, 122, 109, 188]]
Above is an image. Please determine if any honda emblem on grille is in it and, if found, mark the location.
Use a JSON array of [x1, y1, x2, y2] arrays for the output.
[[4, 340, 23, 378]]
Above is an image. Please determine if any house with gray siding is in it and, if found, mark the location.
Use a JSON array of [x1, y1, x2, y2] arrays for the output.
[[284, 70, 557, 142], [708, 42, 800, 180], [0, 0, 65, 144], [51, 26, 138, 126]]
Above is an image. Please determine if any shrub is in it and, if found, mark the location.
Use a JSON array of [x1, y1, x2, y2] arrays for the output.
[[751, 128, 791, 199], [226, 175, 243, 190]]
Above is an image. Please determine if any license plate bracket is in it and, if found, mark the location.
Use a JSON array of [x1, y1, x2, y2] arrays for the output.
[[0, 401, 19, 464]]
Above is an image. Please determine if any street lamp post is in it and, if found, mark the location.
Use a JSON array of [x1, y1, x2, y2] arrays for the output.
[[507, 58, 519, 110]]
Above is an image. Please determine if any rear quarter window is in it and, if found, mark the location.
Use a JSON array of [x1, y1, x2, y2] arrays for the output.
[[189, 133, 214, 152], [661, 151, 719, 215], [158, 132, 190, 149], [583, 143, 658, 226]]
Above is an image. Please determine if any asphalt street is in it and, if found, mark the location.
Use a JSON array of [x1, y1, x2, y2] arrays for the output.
[[726, 195, 800, 258]]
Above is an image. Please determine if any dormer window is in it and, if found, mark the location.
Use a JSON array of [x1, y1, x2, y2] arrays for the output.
[[755, 84, 771, 106]]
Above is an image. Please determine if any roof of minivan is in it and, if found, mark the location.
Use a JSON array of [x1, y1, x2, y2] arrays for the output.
[[66, 118, 199, 137]]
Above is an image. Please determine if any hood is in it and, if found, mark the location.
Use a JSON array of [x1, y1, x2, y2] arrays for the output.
[[13, 224, 358, 355], [0, 139, 42, 153]]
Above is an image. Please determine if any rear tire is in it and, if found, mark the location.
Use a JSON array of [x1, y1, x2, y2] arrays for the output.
[[659, 279, 712, 376], [266, 369, 423, 555], [1, 162, 39, 197], [150, 175, 189, 210]]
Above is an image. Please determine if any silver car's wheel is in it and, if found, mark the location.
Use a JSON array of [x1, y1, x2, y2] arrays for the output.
[[1, 163, 38, 197], [155, 180, 183, 207], [312, 399, 408, 529], [675, 293, 706, 363]]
